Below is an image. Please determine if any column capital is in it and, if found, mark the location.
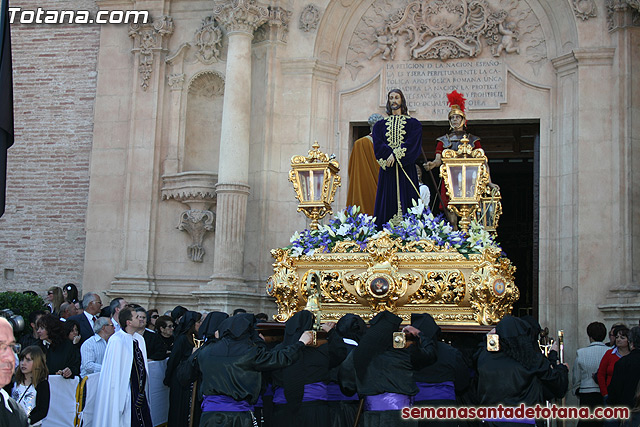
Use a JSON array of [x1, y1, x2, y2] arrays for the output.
[[213, 0, 269, 35]]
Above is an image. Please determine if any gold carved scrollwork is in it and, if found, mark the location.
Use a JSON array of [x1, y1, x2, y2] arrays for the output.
[[317, 272, 358, 304], [268, 249, 301, 322], [409, 270, 465, 304], [468, 247, 519, 325]]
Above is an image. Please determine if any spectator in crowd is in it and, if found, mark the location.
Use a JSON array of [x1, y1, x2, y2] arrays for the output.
[[156, 315, 175, 358], [411, 313, 470, 427], [608, 326, 640, 410], [607, 323, 624, 347], [109, 297, 128, 332], [59, 302, 78, 321], [338, 310, 436, 427], [0, 317, 29, 426], [94, 306, 152, 427], [68, 292, 102, 346], [35, 314, 80, 379], [179, 313, 314, 427], [10, 345, 50, 426], [80, 317, 115, 377], [255, 312, 269, 323], [475, 315, 569, 426], [164, 311, 202, 426], [62, 319, 81, 346], [572, 321, 609, 427], [146, 309, 159, 332], [327, 313, 366, 427], [62, 283, 80, 307], [19, 310, 46, 350], [46, 286, 64, 317], [598, 325, 630, 398]]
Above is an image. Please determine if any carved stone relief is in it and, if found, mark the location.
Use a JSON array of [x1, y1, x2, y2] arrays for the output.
[[572, 0, 597, 20], [178, 209, 215, 262], [194, 16, 223, 64], [347, 0, 546, 79], [187, 71, 225, 98], [212, 0, 270, 34], [168, 73, 185, 91], [299, 4, 321, 32], [129, 16, 174, 91]]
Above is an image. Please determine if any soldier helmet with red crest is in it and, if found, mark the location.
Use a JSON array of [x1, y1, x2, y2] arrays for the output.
[[446, 90, 466, 121]]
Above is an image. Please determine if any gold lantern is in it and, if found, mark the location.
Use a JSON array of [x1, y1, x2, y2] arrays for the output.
[[477, 187, 503, 233], [440, 135, 490, 232], [289, 141, 341, 230]]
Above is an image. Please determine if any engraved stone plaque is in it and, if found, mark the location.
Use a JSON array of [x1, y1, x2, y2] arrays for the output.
[[382, 59, 506, 118]]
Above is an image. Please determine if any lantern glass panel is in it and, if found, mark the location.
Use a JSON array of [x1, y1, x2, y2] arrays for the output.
[[465, 166, 479, 198], [298, 170, 311, 202], [450, 165, 464, 198], [312, 169, 324, 201]]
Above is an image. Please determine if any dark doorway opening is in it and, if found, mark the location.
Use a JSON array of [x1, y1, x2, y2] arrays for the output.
[[351, 120, 539, 317]]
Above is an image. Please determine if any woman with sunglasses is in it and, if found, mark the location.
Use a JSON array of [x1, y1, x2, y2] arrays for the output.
[[146, 309, 159, 331], [155, 315, 175, 358]]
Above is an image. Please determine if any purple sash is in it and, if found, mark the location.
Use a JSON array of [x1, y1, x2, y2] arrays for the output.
[[327, 382, 359, 401], [414, 381, 455, 402], [364, 393, 411, 411], [272, 382, 328, 405], [201, 395, 253, 412]]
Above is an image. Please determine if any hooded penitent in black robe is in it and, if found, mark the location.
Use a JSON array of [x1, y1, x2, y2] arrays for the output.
[[411, 313, 470, 427], [339, 311, 437, 427], [475, 316, 568, 427], [176, 311, 229, 427], [328, 313, 366, 427], [271, 310, 331, 427], [164, 311, 200, 427], [183, 313, 305, 427]]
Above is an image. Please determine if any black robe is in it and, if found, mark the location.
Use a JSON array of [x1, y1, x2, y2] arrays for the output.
[[164, 311, 200, 427], [339, 311, 437, 427], [411, 313, 470, 427], [181, 314, 305, 427], [271, 311, 330, 427], [475, 316, 568, 427]]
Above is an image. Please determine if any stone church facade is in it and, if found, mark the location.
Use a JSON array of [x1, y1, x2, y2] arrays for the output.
[[2, 0, 640, 360]]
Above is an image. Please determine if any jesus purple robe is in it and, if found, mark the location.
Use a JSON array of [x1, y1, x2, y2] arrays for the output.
[[372, 114, 422, 229]]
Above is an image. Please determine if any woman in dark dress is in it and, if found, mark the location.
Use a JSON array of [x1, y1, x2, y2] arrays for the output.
[[164, 311, 202, 427], [35, 314, 80, 379], [155, 315, 175, 358]]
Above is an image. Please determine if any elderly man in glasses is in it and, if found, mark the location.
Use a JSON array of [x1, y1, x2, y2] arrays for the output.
[[80, 317, 116, 377], [0, 317, 29, 426]]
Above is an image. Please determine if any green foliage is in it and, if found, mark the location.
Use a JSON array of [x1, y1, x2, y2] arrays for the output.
[[0, 292, 48, 339]]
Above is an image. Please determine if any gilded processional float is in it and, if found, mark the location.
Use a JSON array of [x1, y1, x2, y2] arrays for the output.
[[266, 139, 518, 328]]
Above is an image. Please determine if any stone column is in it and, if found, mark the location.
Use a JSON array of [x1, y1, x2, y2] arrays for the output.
[[207, 0, 268, 291]]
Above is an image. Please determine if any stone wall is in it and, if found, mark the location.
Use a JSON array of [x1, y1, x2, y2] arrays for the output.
[[0, 0, 99, 295]]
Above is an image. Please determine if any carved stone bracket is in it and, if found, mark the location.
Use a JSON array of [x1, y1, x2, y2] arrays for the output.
[[572, 0, 598, 20], [194, 16, 223, 64], [299, 4, 321, 32], [161, 172, 218, 262], [212, 0, 269, 35], [178, 210, 215, 262], [129, 15, 174, 91], [607, 0, 640, 30]]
